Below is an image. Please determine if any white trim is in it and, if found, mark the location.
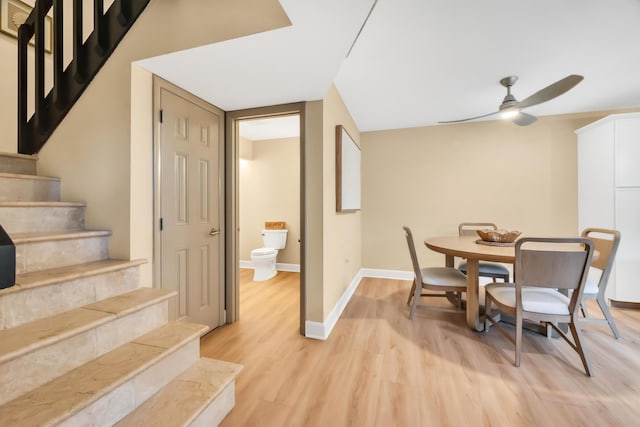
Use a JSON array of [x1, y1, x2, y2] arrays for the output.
[[304, 321, 326, 340], [277, 262, 301, 272], [361, 268, 413, 280], [239, 260, 253, 269], [305, 268, 414, 340], [305, 269, 364, 340], [238, 260, 301, 272]]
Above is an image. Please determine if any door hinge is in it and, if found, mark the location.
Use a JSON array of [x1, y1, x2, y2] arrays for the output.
[[160, 217, 164, 231], [159, 109, 164, 123]]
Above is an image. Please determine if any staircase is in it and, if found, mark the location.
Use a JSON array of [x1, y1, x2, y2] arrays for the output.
[[0, 152, 241, 426]]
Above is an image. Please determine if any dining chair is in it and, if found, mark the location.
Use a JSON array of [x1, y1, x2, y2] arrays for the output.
[[579, 228, 621, 339], [484, 237, 595, 376], [457, 222, 510, 282], [403, 226, 468, 319]]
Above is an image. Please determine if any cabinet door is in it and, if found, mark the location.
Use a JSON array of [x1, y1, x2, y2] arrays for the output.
[[615, 118, 640, 187], [614, 188, 640, 302], [578, 121, 615, 232]]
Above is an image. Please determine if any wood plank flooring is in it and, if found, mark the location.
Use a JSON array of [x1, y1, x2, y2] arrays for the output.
[[201, 270, 640, 426]]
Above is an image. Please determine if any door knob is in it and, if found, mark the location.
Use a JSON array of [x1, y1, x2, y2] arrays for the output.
[[209, 228, 220, 236]]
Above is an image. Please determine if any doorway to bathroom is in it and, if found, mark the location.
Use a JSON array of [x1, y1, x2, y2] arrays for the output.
[[226, 103, 305, 335]]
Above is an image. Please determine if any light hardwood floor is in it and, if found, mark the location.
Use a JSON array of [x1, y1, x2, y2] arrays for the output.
[[201, 270, 640, 426]]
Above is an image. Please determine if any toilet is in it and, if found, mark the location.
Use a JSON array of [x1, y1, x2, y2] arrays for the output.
[[250, 229, 288, 281]]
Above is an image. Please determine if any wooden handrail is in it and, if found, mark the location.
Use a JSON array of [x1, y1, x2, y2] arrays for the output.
[[17, 0, 151, 155]]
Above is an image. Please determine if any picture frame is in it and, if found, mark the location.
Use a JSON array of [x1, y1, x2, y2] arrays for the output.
[[336, 125, 361, 212], [0, 0, 53, 53]]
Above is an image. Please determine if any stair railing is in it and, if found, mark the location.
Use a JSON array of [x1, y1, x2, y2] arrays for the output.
[[17, 0, 151, 155]]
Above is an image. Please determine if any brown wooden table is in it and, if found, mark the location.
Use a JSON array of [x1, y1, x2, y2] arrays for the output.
[[424, 235, 514, 331], [424, 235, 597, 332]]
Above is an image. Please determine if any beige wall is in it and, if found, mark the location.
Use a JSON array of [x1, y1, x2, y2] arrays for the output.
[[239, 136, 300, 265], [360, 109, 639, 272], [321, 85, 362, 319], [303, 100, 325, 323], [12, 0, 291, 266]]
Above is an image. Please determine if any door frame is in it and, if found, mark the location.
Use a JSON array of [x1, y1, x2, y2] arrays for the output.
[[225, 102, 306, 335], [152, 76, 226, 326]]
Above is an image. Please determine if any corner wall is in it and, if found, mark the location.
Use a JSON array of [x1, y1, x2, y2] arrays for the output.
[[321, 85, 362, 320]]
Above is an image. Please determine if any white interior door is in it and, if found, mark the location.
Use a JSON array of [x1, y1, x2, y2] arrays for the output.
[[158, 85, 225, 330]]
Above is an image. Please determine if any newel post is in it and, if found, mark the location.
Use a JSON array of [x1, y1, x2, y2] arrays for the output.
[[0, 225, 16, 289]]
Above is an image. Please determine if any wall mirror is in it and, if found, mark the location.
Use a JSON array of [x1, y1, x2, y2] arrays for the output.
[[336, 125, 361, 212]]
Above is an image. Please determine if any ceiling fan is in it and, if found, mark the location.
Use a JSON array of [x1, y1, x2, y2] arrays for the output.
[[439, 74, 584, 126]]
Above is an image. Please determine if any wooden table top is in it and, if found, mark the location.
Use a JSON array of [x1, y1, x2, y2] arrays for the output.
[[424, 235, 515, 263], [424, 235, 596, 263]]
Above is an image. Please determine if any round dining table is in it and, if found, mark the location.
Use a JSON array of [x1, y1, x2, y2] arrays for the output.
[[424, 235, 515, 331]]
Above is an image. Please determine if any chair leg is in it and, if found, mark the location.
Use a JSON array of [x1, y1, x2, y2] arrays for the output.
[[581, 302, 590, 318], [596, 294, 621, 339], [407, 278, 417, 306], [568, 319, 593, 377], [409, 282, 421, 320], [515, 313, 523, 367], [484, 297, 492, 331]]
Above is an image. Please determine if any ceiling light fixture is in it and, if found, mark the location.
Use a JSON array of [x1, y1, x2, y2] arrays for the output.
[[501, 109, 519, 119]]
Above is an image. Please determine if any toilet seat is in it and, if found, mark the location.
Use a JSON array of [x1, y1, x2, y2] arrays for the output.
[[251, 247, 277, 258]]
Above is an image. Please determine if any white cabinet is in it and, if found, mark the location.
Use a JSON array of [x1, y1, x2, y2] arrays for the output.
[[576, 113, 640, 303]]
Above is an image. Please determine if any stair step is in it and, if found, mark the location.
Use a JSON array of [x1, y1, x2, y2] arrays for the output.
[[0, 201, 86, 233], [0, 152, 37, 175], [0, 173, 61, 202], [11, 230, 111, 274], [1, 260, 146, 328], [115, 357, 243, 427], [0, 321, 209, 427], [0, 287, 175, 406]]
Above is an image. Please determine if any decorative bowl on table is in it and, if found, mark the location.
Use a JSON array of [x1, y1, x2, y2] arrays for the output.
[[476, 229, 521, 243]]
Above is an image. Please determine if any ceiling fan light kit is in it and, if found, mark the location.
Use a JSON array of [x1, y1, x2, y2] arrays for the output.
[[440, 74, 584, 126]]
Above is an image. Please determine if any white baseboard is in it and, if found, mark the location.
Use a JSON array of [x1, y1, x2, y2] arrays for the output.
[[239, 260, 301, 273], [277, 263, 300, 272], [305, 268, 415, 341], [361, 268, 413, 280], [239, 260, 253, 269], [305, 269, 364, 340]]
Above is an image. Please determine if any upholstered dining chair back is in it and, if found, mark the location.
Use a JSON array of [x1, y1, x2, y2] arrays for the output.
[[579, 228, 622, 338], [403, 226, 423, 285], [457, 222, 510, 282], [518, 246, 590, 289], [458, 222, 498, 237], [581, 228, 620, 276]]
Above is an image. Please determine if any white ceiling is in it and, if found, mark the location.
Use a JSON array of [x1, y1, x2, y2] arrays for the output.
[[138, 0, 640, 135]]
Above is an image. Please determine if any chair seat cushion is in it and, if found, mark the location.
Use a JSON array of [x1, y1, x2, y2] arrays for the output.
[[421, 267, 467, 288], [486, 284, 571, 315], [583, 267, 602, 295], [458, 261, 509, 276]]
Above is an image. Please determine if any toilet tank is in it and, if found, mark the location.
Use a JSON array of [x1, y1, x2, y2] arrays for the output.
[[262, 229, 288, 249]]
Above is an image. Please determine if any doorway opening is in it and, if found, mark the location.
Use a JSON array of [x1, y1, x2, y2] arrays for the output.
[[226, 104, 306, 335]]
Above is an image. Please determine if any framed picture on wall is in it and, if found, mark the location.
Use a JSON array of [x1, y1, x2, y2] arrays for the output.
[[0, 0, 53, 53], [336, 125, 361, 212]]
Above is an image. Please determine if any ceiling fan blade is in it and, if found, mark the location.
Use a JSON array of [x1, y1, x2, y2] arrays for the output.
[[512, 112, 537, 126], [517, 75, 584, 109], [438, 111, 499, 124]]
